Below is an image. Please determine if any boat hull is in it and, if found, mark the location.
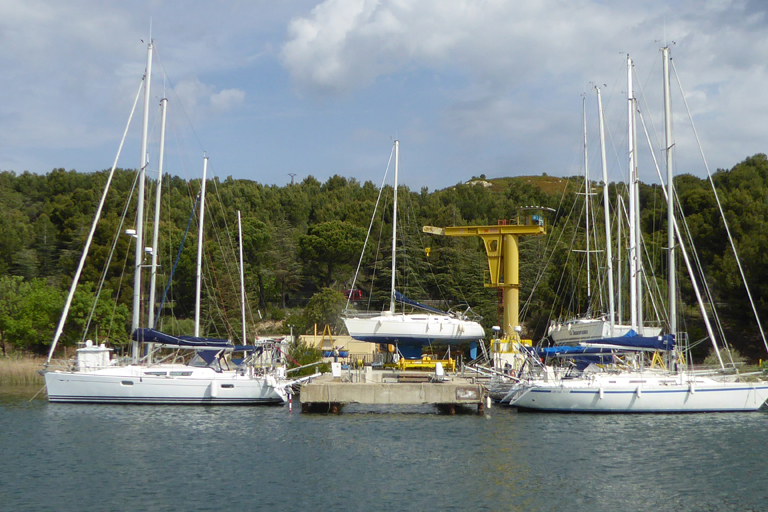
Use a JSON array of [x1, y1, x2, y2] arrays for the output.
[[344, 313, 485, 345], [45, 365, 288, 405], [507, 374, 768, 412], [549, 318, 662, 345]]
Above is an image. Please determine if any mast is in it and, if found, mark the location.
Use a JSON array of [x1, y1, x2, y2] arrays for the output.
[[662, 45, 676, 342], [132, 40, 153, 363], [148, 97, 167, 329], [627, 54, 638, 331], [238, 210, 247, 344], [617, 195, 623, 325], [596, 86, 615, 333], [634, 85, 643, 331], [389, 140, 399, 314], [583, 95, 591, 300], [45, 79, 145, 365], [194, 156, 208, 337]]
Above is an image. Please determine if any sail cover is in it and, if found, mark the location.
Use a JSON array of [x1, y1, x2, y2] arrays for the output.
[[536, 346, 615, 357], [394, 291, 445, 315], [133, 328, 232, 348], [580, 332, 676, 351]]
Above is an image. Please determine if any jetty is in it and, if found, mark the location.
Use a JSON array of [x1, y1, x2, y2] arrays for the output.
[[299, 365, 487, 414]]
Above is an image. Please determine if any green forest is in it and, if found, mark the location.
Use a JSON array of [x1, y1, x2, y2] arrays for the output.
[[2, 153, 768, 362]]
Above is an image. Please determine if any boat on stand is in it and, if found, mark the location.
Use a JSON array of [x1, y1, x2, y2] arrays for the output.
[[342, 140, 485, 360], [504, 47, 768, 412], [42, 40, 293, 405]]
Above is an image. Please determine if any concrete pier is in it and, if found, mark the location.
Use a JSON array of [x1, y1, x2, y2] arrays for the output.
[[299, 370, 486, 414]]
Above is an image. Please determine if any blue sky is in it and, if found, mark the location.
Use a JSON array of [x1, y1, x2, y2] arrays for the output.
[[1, 0, 767, 190]]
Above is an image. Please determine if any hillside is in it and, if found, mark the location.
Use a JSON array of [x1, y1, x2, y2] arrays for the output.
[[2, 155, 768, 361]]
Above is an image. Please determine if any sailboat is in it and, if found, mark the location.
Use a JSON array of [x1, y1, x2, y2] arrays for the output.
[[342, 140, 485, 359], [42, 40, 292, 404], [504, 47, 768, 412], [547, 89, 661, 345]]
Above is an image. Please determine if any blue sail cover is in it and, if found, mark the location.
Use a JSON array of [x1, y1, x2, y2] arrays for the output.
[[132, 328, 232, 348], [394, 291, 445, 315], [581, 332, 675, 351], [536, 346, 615, 357]]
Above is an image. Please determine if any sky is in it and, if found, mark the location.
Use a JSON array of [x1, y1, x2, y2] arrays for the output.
[[1, 0, 767, 190]]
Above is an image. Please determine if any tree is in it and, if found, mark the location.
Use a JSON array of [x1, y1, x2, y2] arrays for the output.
[[269, 220, 302, 308], [299, 220, 366, 287], [301, 288, 346, 335], [285, 336, 326, 376], [0, 276, 63, 354], [64, 282, 131, 351]]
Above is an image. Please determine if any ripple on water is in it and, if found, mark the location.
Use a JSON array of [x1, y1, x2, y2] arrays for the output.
[[1, 395, 767, 512]]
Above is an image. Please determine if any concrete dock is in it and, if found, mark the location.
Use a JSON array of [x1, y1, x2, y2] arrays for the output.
[[299, 368, 487, 414]]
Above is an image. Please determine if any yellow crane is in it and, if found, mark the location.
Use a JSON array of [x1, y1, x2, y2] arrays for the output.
[[423, 207, 549, 355]]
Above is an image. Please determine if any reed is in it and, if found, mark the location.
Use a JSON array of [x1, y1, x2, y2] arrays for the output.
[[0, 356, 45, 387]]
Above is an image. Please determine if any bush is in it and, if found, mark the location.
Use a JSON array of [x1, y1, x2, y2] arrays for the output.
[[270, 308, 286, 322], [286, 337, 328, 376], [702, 346, 747, 366]]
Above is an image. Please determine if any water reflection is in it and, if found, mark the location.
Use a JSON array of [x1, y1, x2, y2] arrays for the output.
[[1, 394, 767, 512]]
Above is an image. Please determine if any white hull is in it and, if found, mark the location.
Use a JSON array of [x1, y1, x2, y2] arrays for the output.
[[45, 364, 289, 405], [548, 317, 661, 345], [344, 312, 485, 344], [505, 371, 768, 412]]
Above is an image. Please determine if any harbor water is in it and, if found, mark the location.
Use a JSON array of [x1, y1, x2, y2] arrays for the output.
[[1, 393, 766, 512]]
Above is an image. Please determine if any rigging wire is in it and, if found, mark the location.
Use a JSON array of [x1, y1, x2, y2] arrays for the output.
[[346, 144, 394, 311], [82, 168, 141, 343], [519, 176, 578, 323], [671, 59, 768, 356], [45, 76, 145, 364]]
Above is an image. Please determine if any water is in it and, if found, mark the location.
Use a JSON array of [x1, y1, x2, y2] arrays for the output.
[[2, 394, 767, 512]]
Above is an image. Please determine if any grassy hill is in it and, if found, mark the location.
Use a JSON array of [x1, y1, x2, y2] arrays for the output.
[[466, 174, 580, 196]]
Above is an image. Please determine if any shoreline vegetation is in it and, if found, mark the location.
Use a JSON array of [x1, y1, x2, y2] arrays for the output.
[[4, 160, 768, 363], [0, 356, 45, 388]]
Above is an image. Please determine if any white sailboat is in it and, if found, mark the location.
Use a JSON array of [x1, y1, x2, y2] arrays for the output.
[[505, 48, 768, 412], [342, 140, 485, 358], [547, 87, 661, 345], [505, 365, 768, 412], [43, 40, 291, 405]]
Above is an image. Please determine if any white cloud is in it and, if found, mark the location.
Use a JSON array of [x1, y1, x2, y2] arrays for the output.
[[210, 88, 246, 111], [2, 0, 768, 188], [173, 78, 215, 112], [280, 0, 649, 94], [279, 0, 768, 183]]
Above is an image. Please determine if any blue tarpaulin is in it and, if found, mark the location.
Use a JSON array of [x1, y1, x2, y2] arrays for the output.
[[538, 332, 675, 357], [581, 333, 675, 351], [535, 346, 615, 357]]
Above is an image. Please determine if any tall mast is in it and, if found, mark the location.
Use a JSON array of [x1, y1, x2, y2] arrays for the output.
[[132, 40, 153, 363], [238, 210, 247, 344], [583, 95, 591, 300], [148, 97, 167, 329], [194, 156, 208, 337], [627, 54, 638, 331], [617, 195, 623, 325], [45, 78, 145, 365], [633, 86, 643, 331], [596, 87, 615, 333], [389, 140, 399, 314], [662, 45, 676, 342]]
